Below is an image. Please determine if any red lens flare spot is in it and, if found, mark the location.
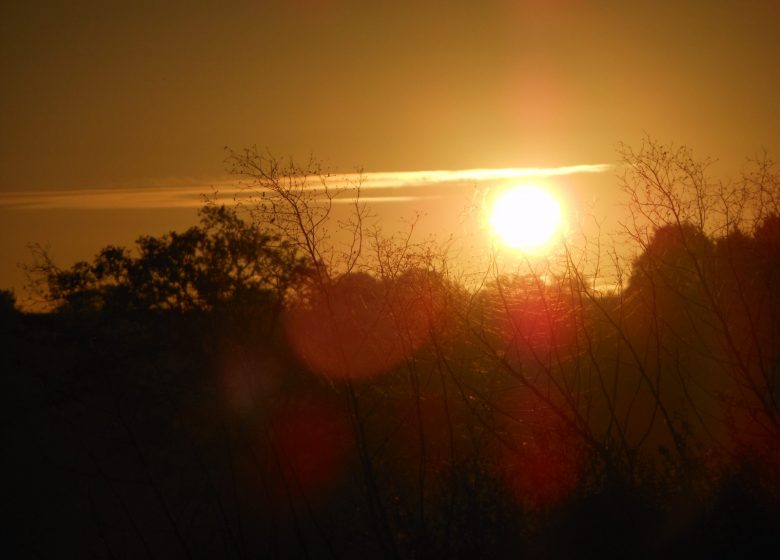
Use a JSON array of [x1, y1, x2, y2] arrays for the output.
[[284, 271, 446, 380], [270, 398, 351, 500], [499, 390, 583, 509], [488, 276, 579, 356]]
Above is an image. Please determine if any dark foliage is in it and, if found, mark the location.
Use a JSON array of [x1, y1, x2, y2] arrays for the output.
[[4, 146, 780, 558]]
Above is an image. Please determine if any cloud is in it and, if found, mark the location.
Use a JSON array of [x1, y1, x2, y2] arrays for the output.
[[351, 164, 612, 189], [0, 186, 216, 210], [0, 164, 611, 210]]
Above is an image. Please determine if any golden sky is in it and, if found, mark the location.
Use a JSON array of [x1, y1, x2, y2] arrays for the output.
[[1, 1, 779, 297]]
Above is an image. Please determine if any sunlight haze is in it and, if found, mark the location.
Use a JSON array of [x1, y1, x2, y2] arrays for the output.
[[1, 0, 779, 297]]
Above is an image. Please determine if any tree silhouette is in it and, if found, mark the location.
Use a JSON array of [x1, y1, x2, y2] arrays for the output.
[[29, 201, 309, 315], [5, 140, 780, 558], [0, 288, 17, 315]]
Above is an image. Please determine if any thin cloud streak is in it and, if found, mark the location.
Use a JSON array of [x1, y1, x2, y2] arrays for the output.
[[0, 164, 611, 210], [328, 195, 445, 204], [348, 164, 612, 189]]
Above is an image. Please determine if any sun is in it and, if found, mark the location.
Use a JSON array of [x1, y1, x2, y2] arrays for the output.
[[490, 185, 563, 253]]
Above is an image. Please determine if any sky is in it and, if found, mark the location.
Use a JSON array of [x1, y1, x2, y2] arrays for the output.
[[2, 1, 779, 301]]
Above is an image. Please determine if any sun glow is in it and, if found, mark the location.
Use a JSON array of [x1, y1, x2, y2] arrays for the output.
[[490, 185, 563, 253]]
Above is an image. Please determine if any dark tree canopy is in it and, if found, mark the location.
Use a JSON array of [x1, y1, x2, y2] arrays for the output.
[[0, 288, 17, 315], [4, 142, 780, 558], [30, 203, 310, 315]]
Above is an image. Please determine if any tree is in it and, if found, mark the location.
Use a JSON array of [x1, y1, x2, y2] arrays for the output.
[[0, 288, 17, 315], [29, 201, 310, 315], [11, 141, 780, 557], [619, 138, 780, 473]]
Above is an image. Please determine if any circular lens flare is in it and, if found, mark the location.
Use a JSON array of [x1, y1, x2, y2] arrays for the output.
[[490, 185, 562, 252]]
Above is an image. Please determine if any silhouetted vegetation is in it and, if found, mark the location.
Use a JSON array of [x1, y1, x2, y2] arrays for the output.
[[4, 140, 779, 558]]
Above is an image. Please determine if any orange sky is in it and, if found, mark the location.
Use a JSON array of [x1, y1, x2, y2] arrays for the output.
[[2, 1, 779, 299]]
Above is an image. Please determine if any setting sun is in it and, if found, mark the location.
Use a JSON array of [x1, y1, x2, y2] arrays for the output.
[[490, 185, 563, 252]]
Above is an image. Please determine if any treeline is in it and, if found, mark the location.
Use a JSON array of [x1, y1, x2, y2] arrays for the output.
[[3, 141, 779, 558]]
